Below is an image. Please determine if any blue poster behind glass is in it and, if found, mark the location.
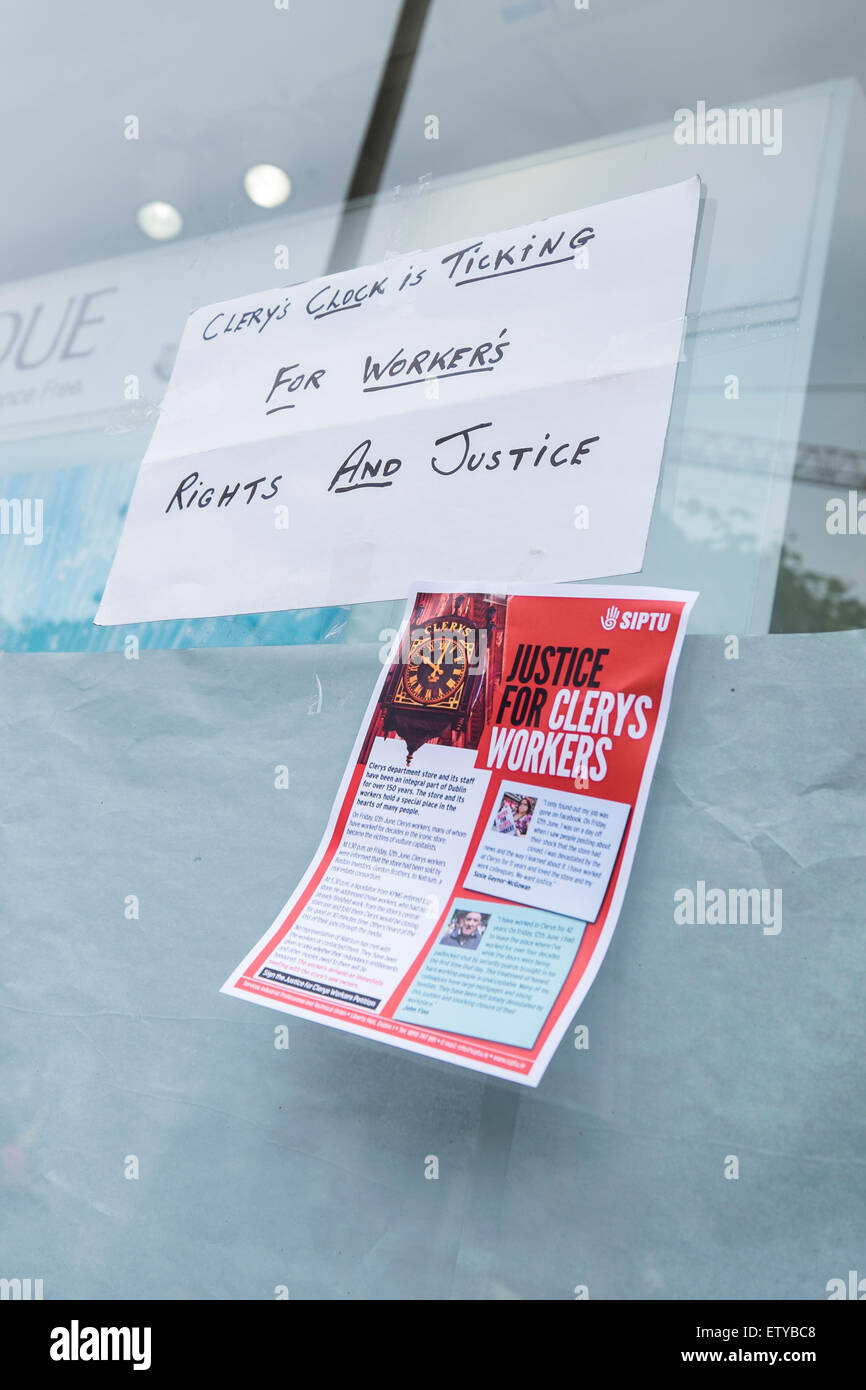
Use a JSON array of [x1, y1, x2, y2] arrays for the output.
[[0, 459, 348, 651]]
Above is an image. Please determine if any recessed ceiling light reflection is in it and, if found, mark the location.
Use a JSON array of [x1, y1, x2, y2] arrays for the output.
[[136, 201, 183, 240], [244, 164, 292, 208]]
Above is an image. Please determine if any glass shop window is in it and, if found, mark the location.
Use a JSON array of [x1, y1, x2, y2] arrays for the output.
[[1, 0, 863, 650]]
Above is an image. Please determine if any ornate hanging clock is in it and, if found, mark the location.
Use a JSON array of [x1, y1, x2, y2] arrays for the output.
[[383, 614, 485, 764]]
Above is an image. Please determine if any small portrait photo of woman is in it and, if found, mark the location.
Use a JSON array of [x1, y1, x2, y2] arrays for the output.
[[491, 789, 537, 838], [513, 795, 536, 836]]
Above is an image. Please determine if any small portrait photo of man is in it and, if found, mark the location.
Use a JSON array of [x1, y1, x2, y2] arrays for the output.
[[439, 908, 489, 951]]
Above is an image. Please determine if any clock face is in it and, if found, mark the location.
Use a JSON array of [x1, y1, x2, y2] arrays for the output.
[[394, 620, 477, 710]]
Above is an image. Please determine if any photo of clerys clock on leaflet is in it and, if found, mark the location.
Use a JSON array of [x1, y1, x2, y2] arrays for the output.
[[358, 591, 507, 768]]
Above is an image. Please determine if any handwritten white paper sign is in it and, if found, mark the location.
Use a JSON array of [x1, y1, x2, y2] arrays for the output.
[[95, 177, 699, 624]]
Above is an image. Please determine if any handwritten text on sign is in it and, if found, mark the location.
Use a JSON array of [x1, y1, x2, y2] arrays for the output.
[[96, 177, 699, 623]]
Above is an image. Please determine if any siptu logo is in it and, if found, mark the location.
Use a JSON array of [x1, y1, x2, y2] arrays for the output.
[[601, 607, 671, 633]]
